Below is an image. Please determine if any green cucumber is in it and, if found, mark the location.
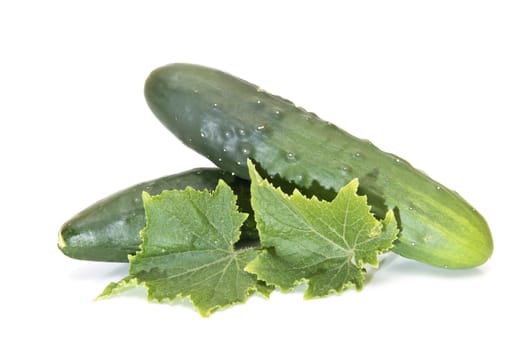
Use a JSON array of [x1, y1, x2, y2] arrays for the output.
[[58, 168, 254, 262], [144, 63, 493, 269]]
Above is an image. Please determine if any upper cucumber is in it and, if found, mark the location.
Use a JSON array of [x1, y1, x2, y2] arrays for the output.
[[145, 63, 493, 269]]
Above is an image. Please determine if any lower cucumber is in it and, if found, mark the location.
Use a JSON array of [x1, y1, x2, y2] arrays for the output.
[[58, 168, 253, 262], [144, 63, 493, 269]]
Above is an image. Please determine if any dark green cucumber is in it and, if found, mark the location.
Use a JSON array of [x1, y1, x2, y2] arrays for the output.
[[58, 168, 254, 262], [144, 63, 493, 269]]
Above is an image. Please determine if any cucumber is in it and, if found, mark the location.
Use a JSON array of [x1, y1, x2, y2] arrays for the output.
[[58, 168, 254, 262], [144, 63, 493, 269]]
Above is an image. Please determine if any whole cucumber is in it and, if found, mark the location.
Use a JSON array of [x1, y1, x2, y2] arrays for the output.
[[144, 63, 493, 269], [58, 168, 254, 262]]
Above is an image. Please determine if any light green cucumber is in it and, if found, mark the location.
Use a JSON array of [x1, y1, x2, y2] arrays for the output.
[[144, 63, 493, 269]]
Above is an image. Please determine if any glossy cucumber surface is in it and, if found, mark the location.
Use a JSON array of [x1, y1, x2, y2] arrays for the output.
[[145, 63, 493, 269], [58, 168, 253, 262]]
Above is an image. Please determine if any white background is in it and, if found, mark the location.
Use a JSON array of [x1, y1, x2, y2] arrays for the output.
[[1, 1, 523, 348]]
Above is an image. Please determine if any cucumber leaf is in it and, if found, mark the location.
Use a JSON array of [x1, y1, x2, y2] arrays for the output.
[[98, 180, 262, 317], [245, 160, 398, 298]]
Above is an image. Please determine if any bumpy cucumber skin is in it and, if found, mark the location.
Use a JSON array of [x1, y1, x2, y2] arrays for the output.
[[145, 63, 493, 269], [59, 168, 254, 262]]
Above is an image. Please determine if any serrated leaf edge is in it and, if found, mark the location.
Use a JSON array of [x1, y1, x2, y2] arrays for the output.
[[145, 282, 260, 317]]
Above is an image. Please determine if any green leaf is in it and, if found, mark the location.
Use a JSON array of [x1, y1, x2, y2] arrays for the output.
[[99, 180, 262, 317], [245, 160, 398, 298]]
